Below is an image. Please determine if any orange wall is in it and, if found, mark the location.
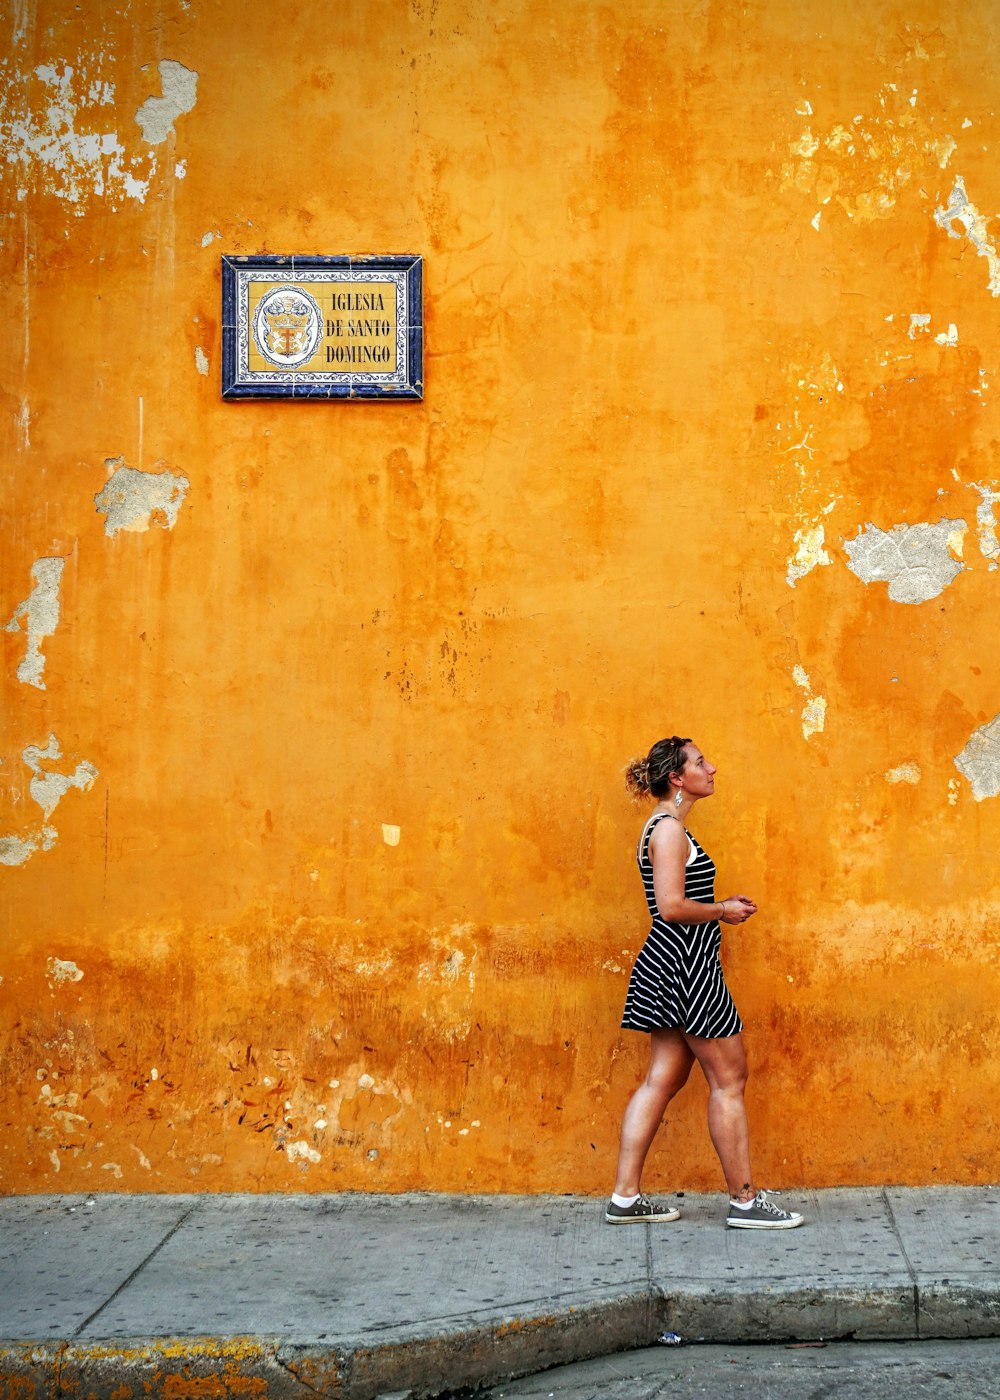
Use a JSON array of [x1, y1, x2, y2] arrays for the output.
[[3, 0, 1000, 1193]]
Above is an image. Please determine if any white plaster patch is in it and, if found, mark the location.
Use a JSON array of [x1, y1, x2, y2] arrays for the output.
[[95, 459, 190, 535], [955, 715, 1000, 800], [934, 176, 1000, 297], [843, 519, 965, 603], [0, 827, 57, 867], [47, 957, 83, 983], [201, 229, 220, 247], [194, 346, 209, 376], [908, 313, 932, 338], [5, 556, 65, 689], [381, 823, 401, 846], [24, 735, 99, 820], [1, 731, 98, 864], [786, 522, 831, 587], [135, 60, 198, 144], [934, 323, 959, 346], [285, 1140, 321, 1165], [885, 763, 921, 785], [792, 666, 826, 740]]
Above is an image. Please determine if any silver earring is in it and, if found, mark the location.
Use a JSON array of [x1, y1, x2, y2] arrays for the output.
[[674, 789, 683, 808]]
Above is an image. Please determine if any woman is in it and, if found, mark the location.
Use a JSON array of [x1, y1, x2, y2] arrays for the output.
[[606, 736, 803, 1230]]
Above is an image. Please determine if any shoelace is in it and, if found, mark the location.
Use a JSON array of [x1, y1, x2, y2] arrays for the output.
[[754, 1192, 787, 1216]]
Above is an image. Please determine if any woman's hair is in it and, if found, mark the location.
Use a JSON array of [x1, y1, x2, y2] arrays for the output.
[[624, 736, 692, 800]]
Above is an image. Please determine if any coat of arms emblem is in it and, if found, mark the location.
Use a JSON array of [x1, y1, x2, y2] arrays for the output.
[[252, 286, 322, 367]]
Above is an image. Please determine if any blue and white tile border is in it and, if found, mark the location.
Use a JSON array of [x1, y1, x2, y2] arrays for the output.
[[221, 254, 423, 400]]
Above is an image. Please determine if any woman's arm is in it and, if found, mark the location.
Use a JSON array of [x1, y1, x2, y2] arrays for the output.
[[649, 820, 756, 925]]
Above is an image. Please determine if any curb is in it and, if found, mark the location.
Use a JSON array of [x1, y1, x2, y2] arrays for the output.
[[4, 1281, 1000, 1397]]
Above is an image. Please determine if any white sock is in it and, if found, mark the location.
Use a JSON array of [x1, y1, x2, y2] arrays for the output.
[[730, 1196, 755, 1209], [611, 1192, 640, 1208]]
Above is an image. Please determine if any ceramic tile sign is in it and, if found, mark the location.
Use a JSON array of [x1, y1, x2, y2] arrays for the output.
[[221, 255, 423, 400]]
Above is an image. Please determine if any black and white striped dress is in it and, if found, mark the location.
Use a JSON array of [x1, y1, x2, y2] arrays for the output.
[[620, 812, 743, 1038]]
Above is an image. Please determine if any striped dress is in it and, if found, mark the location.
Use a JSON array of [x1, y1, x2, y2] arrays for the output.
[[620, 812, 743, 1038]]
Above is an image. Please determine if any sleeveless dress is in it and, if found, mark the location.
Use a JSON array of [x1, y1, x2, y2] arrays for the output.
[[620, 812, 743, 1038]]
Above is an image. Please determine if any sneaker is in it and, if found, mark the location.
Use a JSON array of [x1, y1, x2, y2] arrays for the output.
[[605, 1193, 681, 1224], [726, 1191, 803, 1229]]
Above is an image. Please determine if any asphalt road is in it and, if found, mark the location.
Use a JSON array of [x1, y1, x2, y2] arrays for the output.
[[476, 1340, 1000, 1399]]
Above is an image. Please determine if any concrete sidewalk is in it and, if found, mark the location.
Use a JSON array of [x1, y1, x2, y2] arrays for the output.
[[2, 1187, 999, 1398]]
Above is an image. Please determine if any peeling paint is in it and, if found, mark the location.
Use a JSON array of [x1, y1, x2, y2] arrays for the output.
[[934, 176, 1000, 297], [934, 323, 959, 346], [95, 459, 190, 535], [843, 519, 965, 603], [969, 482, 1000, 569], [382, 823, 401, 846], [782, 81, 956, 227], [954, 715, 1000, 800], [0, 826, 56, 867], [792, 665, 826, 740], [46, 957, 84, 984], [0, 51, 155, 212], [194, 346, 209, 376], [285, 1140, 321, 1165], [885, 763, 921, 784], [786, 522, 831, 587], [908, 313, 931, 338], [24, 735, 99, 820], [135, 60, 198, 144], [4, 557, 65, 689]]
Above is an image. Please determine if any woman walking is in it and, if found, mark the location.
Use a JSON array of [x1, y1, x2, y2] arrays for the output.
[[606, 735, 803, 1230]]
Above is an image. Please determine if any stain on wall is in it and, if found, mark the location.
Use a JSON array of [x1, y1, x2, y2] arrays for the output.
[[3, 0, 1000, 1195]]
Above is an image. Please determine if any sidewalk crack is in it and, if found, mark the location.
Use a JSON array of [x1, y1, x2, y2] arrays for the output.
[[881, 1186, 920, 1338], [72, 1201, 202, 1338]]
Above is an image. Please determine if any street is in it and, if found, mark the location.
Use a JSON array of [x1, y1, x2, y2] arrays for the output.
[[476, 1340, 1000, 1399]]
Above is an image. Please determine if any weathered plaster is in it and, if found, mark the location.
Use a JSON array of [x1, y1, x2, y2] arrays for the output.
[[23, 735, 98, 822], [0, 826, 56, 867], [786, 522, 831, 587], [843, 519, 965, 603], [0, 50, 154, 211], [0, 735, 96, 867], [4, 556, 65, 689], [955, 716, 1000, 800], [934, 176, 1000, 297], [46, 957, 84, 984], [792, 666, 826, 740], [970, 483, 1000, 569], [135, 60, 198, 144], [782, 80, 955, 227], [885, 763, 921, 785], [95, 460, 190, 536]]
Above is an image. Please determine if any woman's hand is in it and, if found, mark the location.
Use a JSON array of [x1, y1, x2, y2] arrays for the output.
[[719, 896, 757, 925]]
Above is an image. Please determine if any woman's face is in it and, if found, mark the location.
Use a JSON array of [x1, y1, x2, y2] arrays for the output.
[[680, 744, 716, 800]]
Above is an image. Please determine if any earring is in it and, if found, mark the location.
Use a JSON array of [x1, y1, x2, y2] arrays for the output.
[[674, 789, 683, 808]]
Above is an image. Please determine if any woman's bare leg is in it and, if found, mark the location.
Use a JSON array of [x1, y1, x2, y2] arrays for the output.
[[684, 1032, 754, 1199], [613, 1029, 695, 1197]]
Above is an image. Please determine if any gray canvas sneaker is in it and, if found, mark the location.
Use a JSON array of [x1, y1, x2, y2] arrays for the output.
[[605, 1193, 681, 1224], [726, 1191, 804, 1229]]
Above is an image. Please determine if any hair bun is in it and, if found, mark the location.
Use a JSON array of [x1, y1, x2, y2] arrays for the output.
[[624, 756, 651, 798]]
